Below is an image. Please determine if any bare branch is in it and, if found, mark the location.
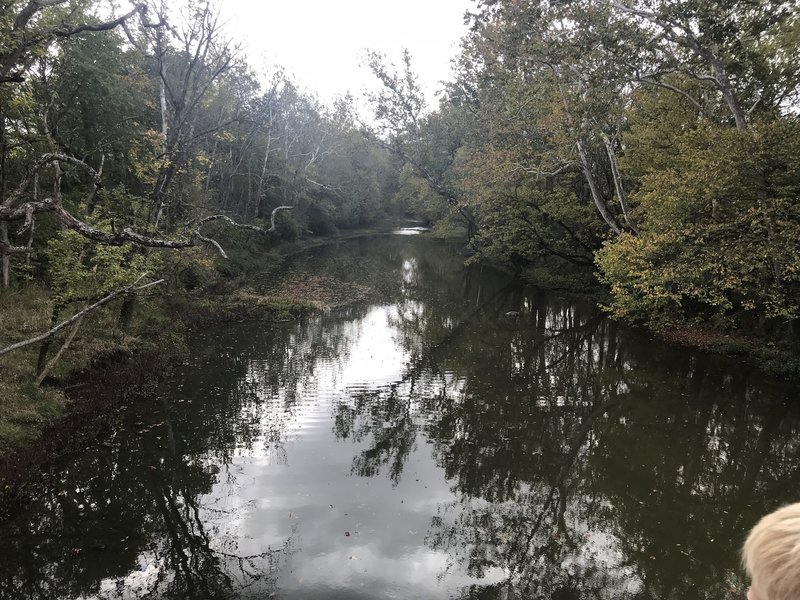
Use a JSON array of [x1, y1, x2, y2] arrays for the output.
[[3, 153, 100, 208], [1, 199, 287, 258], [506, 161, 580, 178], [746, 95, 762, 117], [52, 5, 148, 39], [13, 0, 70, 32], [0, 278, 164, 357], [269, 205, 293, 231], [636, 76, 706, 114], [2, 3, 155, 84], [0, 240, 33, 254], [193, 230, 227, 257]]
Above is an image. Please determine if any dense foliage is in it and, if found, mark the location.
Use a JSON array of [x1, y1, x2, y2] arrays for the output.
[[372, 0, 800, 341], [0, 0, 405, 380]]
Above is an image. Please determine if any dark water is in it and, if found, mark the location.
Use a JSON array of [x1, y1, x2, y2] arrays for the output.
[[3, 234, 800, 600]]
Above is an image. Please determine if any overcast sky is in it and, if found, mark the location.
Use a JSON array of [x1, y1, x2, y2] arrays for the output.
[[218, 0, 475, 108]]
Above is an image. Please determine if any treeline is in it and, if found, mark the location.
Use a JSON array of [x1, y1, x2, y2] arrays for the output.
[[372, 0, 800, 340], [0, 0, 401, 324]]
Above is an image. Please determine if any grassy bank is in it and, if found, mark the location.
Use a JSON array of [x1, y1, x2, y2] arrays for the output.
[[0, 287, 313, 451]]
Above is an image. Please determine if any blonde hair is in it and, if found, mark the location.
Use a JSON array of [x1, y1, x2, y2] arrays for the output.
[[743, 502, 800, 600]]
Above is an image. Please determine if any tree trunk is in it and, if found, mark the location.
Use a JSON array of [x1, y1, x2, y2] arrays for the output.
[[246, 160, 252, 214], [0, 222, 9, 289], [118, 293, 136, 330], [204, 139, 218, 193], [25, 217, 34, 267], [36, 312, 84, 385], [602, 135, 639, 235], [26, 173, 38, 266], [158, 46, 168, 143], [0, 112, 7, 289], [576, 140, 622, 235], [709, 56, 748, 131], [150, 162, 177, 229], [85, 154, 105, 215], [255, 123, 273, 218]]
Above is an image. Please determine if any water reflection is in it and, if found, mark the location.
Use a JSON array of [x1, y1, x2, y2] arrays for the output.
[[2, 235, 799, 599], [393, 226, 430, 235], [1, 343, 295, 599]]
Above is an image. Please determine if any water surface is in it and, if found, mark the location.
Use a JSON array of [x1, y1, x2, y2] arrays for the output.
[[3, 235, 800, 600]]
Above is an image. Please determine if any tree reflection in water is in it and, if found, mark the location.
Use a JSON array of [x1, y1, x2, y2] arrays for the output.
[[0, 327, 297, 600], [2, 235, 799, 599], [327, 240, 800, 599]]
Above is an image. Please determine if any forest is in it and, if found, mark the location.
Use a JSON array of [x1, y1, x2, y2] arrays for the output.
[[0, 0, 402, 410], [1, 0, 799, 443], [381, 0, 800, 339]]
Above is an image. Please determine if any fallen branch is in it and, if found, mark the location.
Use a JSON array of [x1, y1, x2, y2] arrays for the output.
[[35, 309, 85, 385], [0, 277, 164, 357], [0, 152, 292, 259]]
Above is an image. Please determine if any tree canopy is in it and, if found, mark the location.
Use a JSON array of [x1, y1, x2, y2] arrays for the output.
[[0, 0, 401, 376], [368, 0, 800, 337]]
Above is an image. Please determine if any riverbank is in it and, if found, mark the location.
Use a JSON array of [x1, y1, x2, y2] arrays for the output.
[[0, 226, 412, 511], [517, 258, 800, 380], [654, 326, 800, 379], [0, 286, 316, 515], [2, 227, 797, 515], [1, 224, 413, 441]]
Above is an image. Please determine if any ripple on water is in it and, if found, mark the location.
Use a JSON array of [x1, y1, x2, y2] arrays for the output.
[[4, 235, 799, 600]]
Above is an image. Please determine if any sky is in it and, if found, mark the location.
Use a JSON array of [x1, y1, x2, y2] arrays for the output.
[[217, 0, 475, 109]]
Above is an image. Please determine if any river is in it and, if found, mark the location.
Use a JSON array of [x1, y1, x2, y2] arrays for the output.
[[2, 233, 799, 599]]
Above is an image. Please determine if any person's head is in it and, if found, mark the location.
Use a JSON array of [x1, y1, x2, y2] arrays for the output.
[[742, 502, 800, 600]]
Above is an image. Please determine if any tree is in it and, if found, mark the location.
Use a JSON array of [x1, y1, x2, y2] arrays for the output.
[[612, 0, 800, 130], [366, 49, 478, 236], [597, 97, 800, 330], [0, 1, 157, 289], [0, 0, 153, 84], [0, 1, 285, 363], [0, 0, 410, 374]]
